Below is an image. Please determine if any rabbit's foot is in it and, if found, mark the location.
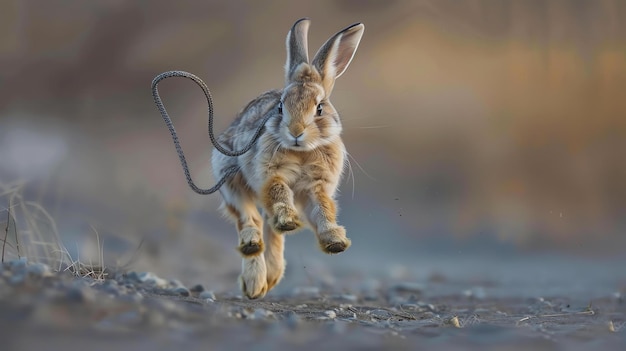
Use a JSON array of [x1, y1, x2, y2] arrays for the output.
[[271, 203, 302, 232], [318, 226, 351, 254], [266, 260, 286, 291], [240, 258, 268, 299], [237, 227, 264, 257], [266, 271, 283, 292]]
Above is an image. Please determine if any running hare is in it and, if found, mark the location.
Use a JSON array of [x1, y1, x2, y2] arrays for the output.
[[212, 18, 364, 299]]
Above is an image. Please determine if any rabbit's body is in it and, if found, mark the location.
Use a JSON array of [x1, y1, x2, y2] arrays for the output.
[[211, 19, 363, 299]]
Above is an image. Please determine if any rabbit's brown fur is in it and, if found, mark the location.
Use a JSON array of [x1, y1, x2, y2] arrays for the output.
[[211, 19, 364, 299]]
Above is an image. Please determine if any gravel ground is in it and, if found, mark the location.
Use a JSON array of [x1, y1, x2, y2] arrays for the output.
[[1, 258, 625, 351]]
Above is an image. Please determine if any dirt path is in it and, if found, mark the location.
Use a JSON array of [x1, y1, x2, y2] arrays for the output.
[[2, 257, 625, 351]]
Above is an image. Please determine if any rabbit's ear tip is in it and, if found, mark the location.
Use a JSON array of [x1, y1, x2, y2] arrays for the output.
[[290, 18, 311, 35], [346, 23, 365, 32], [293, 18, 311, 27]]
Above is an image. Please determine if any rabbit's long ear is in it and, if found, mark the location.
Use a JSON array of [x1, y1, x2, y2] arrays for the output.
[[312, 23, 364, 92], [285, 18, 311, 83]]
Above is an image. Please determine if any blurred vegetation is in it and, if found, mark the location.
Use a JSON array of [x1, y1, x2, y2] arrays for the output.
[[1, 0, 625, 256]]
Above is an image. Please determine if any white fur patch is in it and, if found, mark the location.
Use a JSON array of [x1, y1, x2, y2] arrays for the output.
[[240, 255, 268, 298]]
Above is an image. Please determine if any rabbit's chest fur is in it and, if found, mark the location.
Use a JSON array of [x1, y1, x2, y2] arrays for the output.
[[243, 139, 345, 197]]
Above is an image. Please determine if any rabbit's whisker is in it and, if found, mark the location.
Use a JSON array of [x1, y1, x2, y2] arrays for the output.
[[344, 152, 356, 199], [346, 151, 376, 182]]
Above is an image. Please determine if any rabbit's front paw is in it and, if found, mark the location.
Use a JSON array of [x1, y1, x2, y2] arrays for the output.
[[237, 227, 264, 257], [270, 203, 302, 232], [318, 226, 351, 254]]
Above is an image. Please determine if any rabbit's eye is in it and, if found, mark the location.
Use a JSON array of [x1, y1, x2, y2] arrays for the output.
[[278, 102, 283, 114], [316, 103, 323, 116]]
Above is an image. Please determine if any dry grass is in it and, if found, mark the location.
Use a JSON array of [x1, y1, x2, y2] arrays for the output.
[[1, 181, 108, 281]]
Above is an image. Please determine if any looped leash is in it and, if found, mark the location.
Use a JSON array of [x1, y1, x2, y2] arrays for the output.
[[151, 71, 271, 195]]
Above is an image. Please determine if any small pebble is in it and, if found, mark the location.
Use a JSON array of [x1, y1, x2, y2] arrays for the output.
[[324, 310, 337, 319], [199, 291, 216, 300], [190, 284, 205, 293], [173, 287, 190, 297], [446, 316, 462, 328], [241, 308, 255, 319], [137, 272, 169, 287]]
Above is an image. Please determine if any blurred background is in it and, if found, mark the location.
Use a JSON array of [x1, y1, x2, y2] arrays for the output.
[[1, 0, 625, 293]]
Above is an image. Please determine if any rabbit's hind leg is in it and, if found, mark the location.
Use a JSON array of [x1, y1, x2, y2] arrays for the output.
[[220, 180, 268, 299], [220, 175, 264, 256], [225, 204, 269, 298], [264, 216, 286, 291], [223, 202, 264, 256]]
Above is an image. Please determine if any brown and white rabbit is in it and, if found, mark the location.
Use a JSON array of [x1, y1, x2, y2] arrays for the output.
[[212, 18, 364, 299]]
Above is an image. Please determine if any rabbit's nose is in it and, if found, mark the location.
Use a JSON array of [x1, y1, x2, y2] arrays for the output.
[[290, 131, 304, 146], [288, 130, 305, 146], [289, 124, 305, 139], [290, 131, 304, 139]]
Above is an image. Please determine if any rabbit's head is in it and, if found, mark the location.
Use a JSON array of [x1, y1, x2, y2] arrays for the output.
[[275, 19, 364, 151]]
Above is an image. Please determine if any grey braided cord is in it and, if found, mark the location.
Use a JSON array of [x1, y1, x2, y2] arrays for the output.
[[151, 70, 272, 195]]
